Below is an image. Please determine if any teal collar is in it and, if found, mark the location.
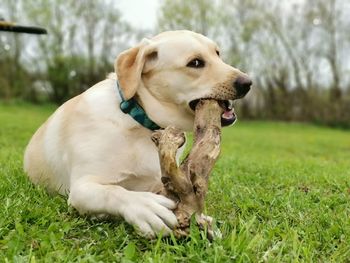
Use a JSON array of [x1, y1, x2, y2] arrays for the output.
[[116, 81, 161, 131]]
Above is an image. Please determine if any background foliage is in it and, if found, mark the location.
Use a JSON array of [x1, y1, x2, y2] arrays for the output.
[[1, 0, 350, 127]]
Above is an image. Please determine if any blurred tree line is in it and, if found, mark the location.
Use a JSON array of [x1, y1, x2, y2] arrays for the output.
[[0, 0, 136, 104], [1, 0, 350, 127]]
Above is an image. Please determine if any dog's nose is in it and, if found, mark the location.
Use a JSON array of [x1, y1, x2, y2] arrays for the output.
[[234, 76, 252, 98]]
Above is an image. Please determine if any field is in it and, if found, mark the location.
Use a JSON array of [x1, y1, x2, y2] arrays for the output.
[[0, 103, 350, 262]]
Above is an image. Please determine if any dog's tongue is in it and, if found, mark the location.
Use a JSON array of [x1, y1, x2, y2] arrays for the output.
[[222, 109, 235, 120]]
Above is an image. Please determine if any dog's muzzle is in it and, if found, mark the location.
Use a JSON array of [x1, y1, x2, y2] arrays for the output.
[[189, 76, 252, 127]]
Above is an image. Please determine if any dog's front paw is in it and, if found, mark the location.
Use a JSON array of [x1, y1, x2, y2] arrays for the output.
[[121, 191, 178, 238]]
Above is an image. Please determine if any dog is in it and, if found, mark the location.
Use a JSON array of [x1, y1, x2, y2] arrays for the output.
[[24, 30, 251, 237]]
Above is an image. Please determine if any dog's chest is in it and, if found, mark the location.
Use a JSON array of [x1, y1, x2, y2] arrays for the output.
[[111, 134, 163, 192], [112, 133, 186, 193]]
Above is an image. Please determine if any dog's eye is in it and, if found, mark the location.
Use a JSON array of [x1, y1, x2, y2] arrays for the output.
[[216, 50, 220, 56], [187, 59, 205, 68]]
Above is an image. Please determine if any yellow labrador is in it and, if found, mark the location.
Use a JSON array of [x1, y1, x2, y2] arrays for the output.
[[24, 30, 251, 237]]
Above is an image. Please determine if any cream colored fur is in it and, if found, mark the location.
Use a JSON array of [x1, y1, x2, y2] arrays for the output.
[[24, 30, 249, 237]]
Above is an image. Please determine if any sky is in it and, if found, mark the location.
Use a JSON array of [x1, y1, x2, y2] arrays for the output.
[[115, 0, 305, 31], [118, 0, 160, 30]]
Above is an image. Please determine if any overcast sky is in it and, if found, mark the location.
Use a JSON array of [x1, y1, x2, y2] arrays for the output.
[[118, 0, 160, 30], [116, 0, 305, 31]]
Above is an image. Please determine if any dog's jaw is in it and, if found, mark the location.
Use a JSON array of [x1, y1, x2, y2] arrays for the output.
[[136, 84, 195, 131]]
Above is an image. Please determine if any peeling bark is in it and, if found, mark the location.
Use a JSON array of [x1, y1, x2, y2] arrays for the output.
[[151, 99, 223, 239]]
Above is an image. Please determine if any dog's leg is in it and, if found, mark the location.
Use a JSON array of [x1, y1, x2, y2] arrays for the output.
[[68, 177, 178, 238]]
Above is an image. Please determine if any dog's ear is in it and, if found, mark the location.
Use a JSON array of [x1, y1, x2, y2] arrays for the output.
[[115, 39, 157, 100]]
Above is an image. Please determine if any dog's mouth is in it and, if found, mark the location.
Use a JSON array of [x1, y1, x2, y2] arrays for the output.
[[189, 99, 236, 126]]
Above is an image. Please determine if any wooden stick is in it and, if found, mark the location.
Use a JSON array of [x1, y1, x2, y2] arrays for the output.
[[152, 99, 222, 238]]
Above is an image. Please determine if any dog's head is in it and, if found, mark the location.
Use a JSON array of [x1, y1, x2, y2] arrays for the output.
[[115, 30, 251, 131]]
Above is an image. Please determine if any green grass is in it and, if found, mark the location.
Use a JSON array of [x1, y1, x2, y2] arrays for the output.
[[1, 103, 350, 262]]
